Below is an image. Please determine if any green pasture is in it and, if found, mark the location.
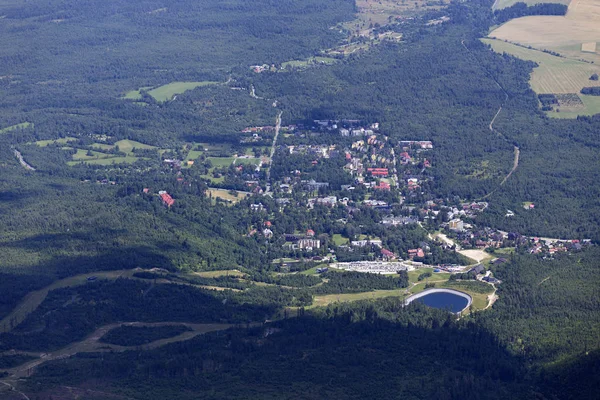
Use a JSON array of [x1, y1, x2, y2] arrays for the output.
[[147, 81, 218, 102], [0, 122, 33, 134]]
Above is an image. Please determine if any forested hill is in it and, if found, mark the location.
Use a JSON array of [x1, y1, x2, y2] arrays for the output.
[[0, 0, 354, 97]]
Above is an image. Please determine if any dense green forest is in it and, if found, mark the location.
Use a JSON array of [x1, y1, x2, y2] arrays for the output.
[[23, 248, 600, 399], [0, 0, 598, 398]]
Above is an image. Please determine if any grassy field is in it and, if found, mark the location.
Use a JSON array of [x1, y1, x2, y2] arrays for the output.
[[0, 122, 33, 133], [281, 56, 337, 69], [35, 137, 77, 147], [90, 143, 114, 151], [122, 86, 152, 100], [72, 149, 112, 160], [208, 157, 235, 168], [206, 188, 250, 204], [147, 81, 218, 102], [234, 157, 261, 166], [547, 94, 600, 118], [114, 139, 156, 153], [332, 234, 349, 246], [311, 289, 408, 308], [193, 270, 246, 278]]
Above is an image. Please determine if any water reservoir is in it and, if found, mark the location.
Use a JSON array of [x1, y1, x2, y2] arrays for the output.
[[405, 288, 471, 314]]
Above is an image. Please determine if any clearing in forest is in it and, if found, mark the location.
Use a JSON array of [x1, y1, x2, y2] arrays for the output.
[[0, 122, 33, 133], [206, 188, 250, 204], [148, 81, 219, 102], [123, 82, 219, 102]]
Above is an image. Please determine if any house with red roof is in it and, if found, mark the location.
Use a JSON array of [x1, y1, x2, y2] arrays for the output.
[[159, 191, 175, 207]]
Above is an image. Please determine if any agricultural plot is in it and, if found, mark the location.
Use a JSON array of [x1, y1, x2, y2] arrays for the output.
[[489, 0, 600, 63], [0, 122, 33, 133], [483, 39, 600, 117], [482, 39, 600, 93]]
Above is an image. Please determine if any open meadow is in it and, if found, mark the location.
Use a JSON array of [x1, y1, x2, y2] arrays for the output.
[[0, 122, 33, 134]]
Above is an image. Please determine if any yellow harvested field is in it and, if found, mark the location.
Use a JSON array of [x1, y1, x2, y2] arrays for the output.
[[490, 0, 600, 54], [482, 39, 600, 93]]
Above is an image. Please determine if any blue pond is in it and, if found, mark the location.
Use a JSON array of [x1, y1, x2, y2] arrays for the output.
[[413, 291, 470, 313]]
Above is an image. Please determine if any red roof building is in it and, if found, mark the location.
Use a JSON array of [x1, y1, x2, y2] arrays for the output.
[[264, 221, 272, 227], [159, 192, 175, 207], [381, 248, 395, 260], [306, 229, 315, 237], [375, 182, 390, 191]]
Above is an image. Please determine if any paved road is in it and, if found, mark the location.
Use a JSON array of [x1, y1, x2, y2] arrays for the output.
[[11, 147, 35, 171]]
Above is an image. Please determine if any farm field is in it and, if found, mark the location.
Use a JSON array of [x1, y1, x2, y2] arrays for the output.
[[0, 122, 33, 133], [147, 81, 219, 102], [489, 0, 600, 64], [483, 38, 600, 117], [482, 39, 600, 93]]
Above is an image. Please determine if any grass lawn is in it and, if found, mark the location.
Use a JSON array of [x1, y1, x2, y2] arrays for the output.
[[206, 188, 250, 204], [0, 122, 33, 134], [193, 270, 246, 278], [332, 234, 349, 246], [114, 139, 156, 153], [186, 150, 204, 161], [122, 86, 153, 100], [234, 157, 261, 166], [311, 289, 408, 308], [90, 143, 115, 151], [72, 149, 112, 160], [147, 81, 218, 102], [35, 137, 77, 147], [208, 157, 235, 168]]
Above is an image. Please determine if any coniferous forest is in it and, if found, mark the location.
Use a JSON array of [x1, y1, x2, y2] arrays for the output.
[[0, 0, 598, 398]]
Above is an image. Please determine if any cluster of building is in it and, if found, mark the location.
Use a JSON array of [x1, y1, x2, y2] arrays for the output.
[[334, 261, 412, 274]]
